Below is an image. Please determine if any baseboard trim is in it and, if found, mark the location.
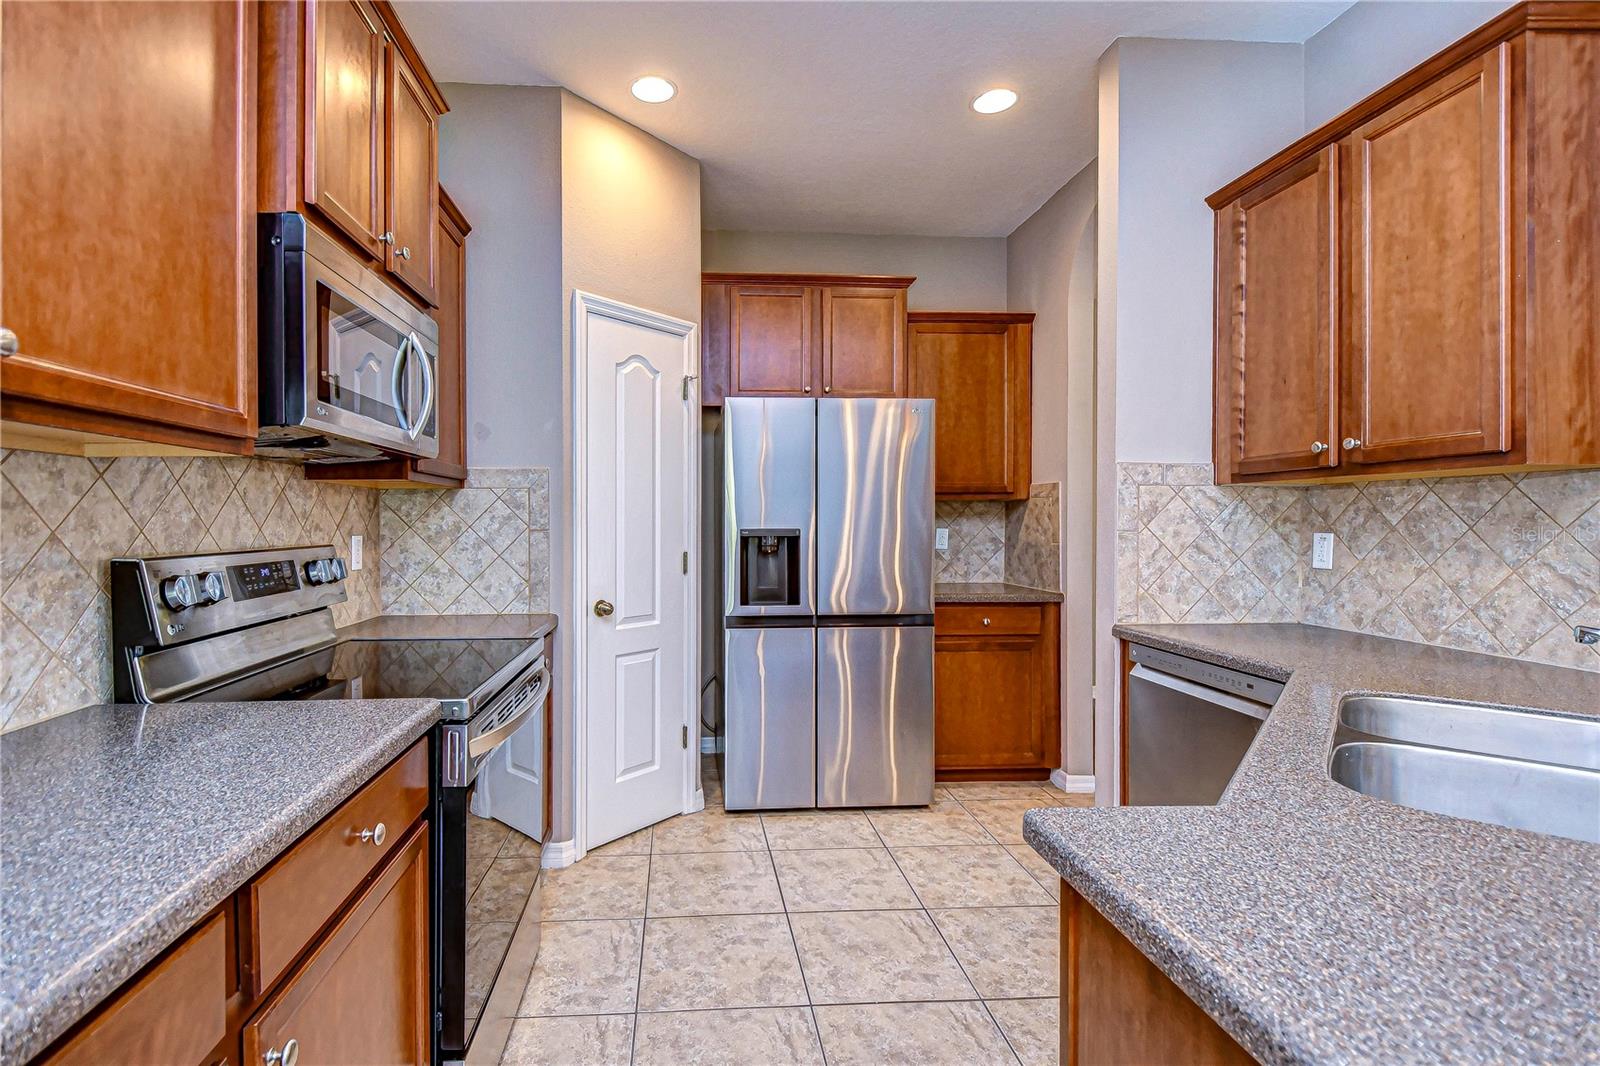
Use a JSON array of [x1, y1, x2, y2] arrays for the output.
[[541, 838, 580, 869], [699, 735, 723, 754], [1050, 770, 1096, 794]]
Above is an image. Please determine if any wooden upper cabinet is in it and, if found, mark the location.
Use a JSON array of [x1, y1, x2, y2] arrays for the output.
[[0, 0, 257, 454], [1214, 147, 1339, 480], [730, 284, 816, 395], [1210, 4, 1599, 484], [305, 0, 387, 257], [701, 273, 915, 402], [1344, 45, 1511, 467], [386, 44, 441, 304], [908, 313, 1034, 500], [263, 0, 449, 308], [821, 286, 907, 396]]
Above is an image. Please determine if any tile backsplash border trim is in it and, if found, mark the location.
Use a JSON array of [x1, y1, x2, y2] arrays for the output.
[[1115, 462, 1599, 672]]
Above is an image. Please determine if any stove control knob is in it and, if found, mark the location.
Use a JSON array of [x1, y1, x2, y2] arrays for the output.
[[197, 571, 228, 605], [160, 574, 200, 611], [304, 558, 344, 585]]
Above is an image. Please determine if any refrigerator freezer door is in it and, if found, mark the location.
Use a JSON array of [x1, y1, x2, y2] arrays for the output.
[[816, 625, 934, 807], [724, 626, 817, 809], [723, 398, 816, 617], [816, 399, 935, 616]]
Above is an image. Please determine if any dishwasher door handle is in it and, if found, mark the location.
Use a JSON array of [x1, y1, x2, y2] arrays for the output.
[[1129, 664, 1272, 721]]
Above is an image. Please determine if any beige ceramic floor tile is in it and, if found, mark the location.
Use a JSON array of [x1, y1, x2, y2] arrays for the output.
[[637, 914, 807, 1012], [986, 997, 1060, 1066], [647, 850, 783, 917], [1005, 845, 1063, 901], [587, 825, 652, 856], [1039, 788, 1095, 808], [958, 797, 1047, 845], [788, 908, 975, 1004], [538, 856, 649, 921], [760, 810, 882, 850], [771, 848, 919, 912], [811, 1001, 1017, 1066], [944, 782, 1059, 803], [866, 797, 995, 846], [651, 809, 768, 853], [632, 1006, 825, 1066], [891, 845, 1054, 908], [516, 919, 642, 1017], [470, 854, 543, 923], [499, 1014, 633, 1065], [931, 906, 1058, 998]]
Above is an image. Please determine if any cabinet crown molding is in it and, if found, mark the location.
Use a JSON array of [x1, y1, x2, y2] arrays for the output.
[[702, 271, 915, 289]]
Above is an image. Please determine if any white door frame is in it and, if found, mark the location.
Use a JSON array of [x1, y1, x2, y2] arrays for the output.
[[570, 289, 701, 864]]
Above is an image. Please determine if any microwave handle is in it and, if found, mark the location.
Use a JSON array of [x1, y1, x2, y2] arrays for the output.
[[391, 334, 413, 434], [407, 331, 436, 442]]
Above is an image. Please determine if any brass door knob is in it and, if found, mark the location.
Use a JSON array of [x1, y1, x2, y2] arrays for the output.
[[593, 599, 615, 618]]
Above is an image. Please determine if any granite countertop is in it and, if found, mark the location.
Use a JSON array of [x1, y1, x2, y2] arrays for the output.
[[1023, 623, 1599, 1065], [338, 612, 558, 641], [0, 697, 441, 1065], [934, 581, 1063, 604]]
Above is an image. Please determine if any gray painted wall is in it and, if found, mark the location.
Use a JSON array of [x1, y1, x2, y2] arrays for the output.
[[702, 229, 1008, 310]]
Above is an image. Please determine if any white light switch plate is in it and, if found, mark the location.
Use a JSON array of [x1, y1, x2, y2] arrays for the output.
[[1312, 531, 1334, 570], [350, 534, 364, 571], [935, 527, 949, 551]]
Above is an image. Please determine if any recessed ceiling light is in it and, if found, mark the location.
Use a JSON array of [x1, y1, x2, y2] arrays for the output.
[[631, 75, 677, 103], [971, 88, 1018, 115]]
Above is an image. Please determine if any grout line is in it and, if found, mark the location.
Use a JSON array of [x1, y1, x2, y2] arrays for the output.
[[628, 836, 653, 1066]]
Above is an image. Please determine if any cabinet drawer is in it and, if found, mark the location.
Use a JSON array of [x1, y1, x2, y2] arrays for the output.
[[46, 914, 227, 1065], [935, 605, 1042, 637], [247, 739, 428, 995]]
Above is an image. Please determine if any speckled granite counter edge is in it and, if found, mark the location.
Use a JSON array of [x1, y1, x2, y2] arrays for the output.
[[933, 582, 1064, 604], [1, 700, 439, 1065]]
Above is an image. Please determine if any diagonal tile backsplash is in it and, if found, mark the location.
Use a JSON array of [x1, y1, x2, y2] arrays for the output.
[[1, 449, 384, 731], [378, 468, 552, 615], [1116, 463, 1599, 671]]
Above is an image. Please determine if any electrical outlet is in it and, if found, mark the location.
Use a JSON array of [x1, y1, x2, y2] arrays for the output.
[[935, 527, 949, 551], [350, 534, 364, 571], [1312, 531, 1334, 570]]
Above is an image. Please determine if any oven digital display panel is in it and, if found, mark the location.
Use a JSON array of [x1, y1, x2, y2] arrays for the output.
[[228, 560, 301, 601]]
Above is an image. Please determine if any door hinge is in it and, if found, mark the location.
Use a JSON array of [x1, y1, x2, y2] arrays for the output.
[[682, 551, 689, 574], [682, 374, 697, 401], [681, 725, 689, 749]]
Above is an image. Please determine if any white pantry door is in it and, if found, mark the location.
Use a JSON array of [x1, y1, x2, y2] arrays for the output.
[[578, 293, 696, 850]]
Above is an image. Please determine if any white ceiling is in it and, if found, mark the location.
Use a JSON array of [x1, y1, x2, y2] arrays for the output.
[[396, 1, 1352, 237]]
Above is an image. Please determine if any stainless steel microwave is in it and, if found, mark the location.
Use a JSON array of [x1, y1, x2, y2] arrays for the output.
[[257, 212, 440, 462]]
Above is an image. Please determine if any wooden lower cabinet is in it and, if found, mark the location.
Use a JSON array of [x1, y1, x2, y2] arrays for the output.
[[933, 603, 1060, 780], [1061, 883, 1252, 1066], [243, 823, 431, 1066]]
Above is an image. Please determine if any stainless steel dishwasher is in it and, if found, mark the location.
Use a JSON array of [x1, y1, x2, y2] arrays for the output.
[[1125, 643, 1284, 805]]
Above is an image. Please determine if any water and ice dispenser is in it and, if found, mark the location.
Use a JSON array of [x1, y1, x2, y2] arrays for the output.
[[738, 528, 801, 607]]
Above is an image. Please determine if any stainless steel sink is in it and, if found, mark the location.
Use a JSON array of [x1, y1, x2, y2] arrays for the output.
[[1330, 696, 1600, 844]]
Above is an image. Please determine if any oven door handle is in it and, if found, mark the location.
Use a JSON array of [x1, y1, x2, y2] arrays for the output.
[[468, 667, 550, 760]]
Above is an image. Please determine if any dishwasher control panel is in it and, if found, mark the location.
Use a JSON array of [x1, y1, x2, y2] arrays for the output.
[[1128, 643, 1285, 705]]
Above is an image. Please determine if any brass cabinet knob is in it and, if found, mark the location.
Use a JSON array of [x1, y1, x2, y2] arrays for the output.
[[594, 598, 615, 618]]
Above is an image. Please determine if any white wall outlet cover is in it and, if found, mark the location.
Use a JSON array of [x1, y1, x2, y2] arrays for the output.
[[935, 527, 950, 551], [1312, 531, 1334, 570], [350, 534, 364, 571]]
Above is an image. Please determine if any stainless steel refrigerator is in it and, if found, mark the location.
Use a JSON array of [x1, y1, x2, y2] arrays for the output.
[[720, 397, 935, 810]]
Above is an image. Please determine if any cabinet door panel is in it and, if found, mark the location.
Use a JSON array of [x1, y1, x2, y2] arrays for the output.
[[306, 0, 386, 257], [244, 823, 430, 1066], [1215, 147, 1338, 478], [1345, 45, 1511, 466], [909, 321, 1030, 498], [386, 46, 440, 305], [418, 191, 468, 478], [730, 285, 815, 395], [822, 287, 906, 396], [934, 637, 1047, 771], [0, 0, 256, 446]]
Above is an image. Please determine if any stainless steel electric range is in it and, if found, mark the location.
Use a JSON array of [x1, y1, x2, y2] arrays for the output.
[[109, 545, 549, 1065]]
